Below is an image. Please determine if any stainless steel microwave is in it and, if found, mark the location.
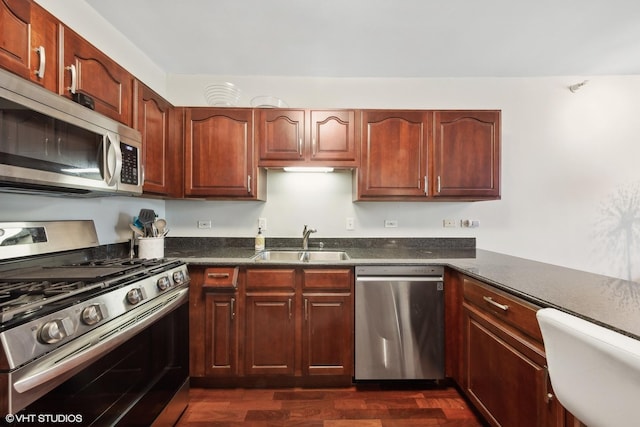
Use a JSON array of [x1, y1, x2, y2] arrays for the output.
[[0, 67, 143, 197]]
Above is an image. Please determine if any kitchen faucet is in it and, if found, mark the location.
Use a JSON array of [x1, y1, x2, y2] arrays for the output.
[[302, 225, 317, 250]]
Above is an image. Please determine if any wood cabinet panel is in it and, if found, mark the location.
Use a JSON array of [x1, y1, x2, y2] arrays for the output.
[[245, 293, 296, 375], [246, 268, 296, 290], [461, 274, 564, 427], [358, 110, 430, 198], [464, 304, 549, 427], [29, 2, 57, 92], [433, 111, 500, 199], [257, 109, 358, 167], [302, 268, 352, 290], [310, 110, 357, 163], [203, 266, 238, 289], [0, 0, 30, 80], [205, 293, 237, 376], [302, 293, 352, 376], [134, 81, 182, 197], [60, 27, 133, 125], [257, 109, 305, 161], [463, 277, 542, 342], [184, 108, 263, 199]]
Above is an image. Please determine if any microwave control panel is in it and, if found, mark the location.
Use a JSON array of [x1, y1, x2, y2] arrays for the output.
[[120, 142, 139, 185]]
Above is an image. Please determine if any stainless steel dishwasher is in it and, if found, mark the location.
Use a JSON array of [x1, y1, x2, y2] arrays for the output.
[[355, 265, 444, 380]]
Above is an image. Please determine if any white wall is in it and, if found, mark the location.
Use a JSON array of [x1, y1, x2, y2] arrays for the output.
[[9, 3, 640, 284]]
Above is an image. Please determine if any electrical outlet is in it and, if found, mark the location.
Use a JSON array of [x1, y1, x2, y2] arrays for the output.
[[443, 219, 456, 228], [461, 219, 480, 228], [258, 217, 267, 230], [197, 220, 212, 229], [346, 217, 355, 230], [384, 219, 398, 228]]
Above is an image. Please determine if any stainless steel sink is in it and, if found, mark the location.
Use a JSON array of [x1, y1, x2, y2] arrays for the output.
[[252, 250, 350, 262]]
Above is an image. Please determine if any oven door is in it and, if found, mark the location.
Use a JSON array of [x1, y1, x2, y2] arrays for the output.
[[5, 287, 188, 425]]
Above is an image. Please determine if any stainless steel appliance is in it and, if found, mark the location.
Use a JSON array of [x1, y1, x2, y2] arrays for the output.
[[0, 67, 143, 197], [0, 221, 189, 425], [355, 265, 444, 380]]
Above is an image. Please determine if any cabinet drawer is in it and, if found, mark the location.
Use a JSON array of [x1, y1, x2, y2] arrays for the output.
[[203, 267, 238, 289], [302, 268, 352, 290], [463, 277, 542, 342], [246, 268, 296, 290]]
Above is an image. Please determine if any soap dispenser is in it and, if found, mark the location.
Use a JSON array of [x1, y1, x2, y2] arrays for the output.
[[255, 227, 265, 252]]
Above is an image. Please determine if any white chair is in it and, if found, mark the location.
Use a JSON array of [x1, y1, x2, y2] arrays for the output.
[[536, 308, 640, 427]]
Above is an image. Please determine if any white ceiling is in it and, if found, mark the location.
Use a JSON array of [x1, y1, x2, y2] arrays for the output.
[[84, 0, 640, 78]]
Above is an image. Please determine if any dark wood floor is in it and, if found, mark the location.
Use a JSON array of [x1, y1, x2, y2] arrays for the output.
[[176, 384, 485, 426]]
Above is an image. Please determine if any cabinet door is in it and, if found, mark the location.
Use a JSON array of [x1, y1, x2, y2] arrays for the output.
[[135, 81, 182, 197], [302, 293, 352, 376], [310, 110, 357, 164], [359, 110, 430, 198], [257, 109, 305, 161], [433, 111, 500, 199], [60, 27, 133, 125], [184, 108, 257, 198], [29, 2, 58, 92], [0, 0, 30, 79], [244, 293, 295, 375], [204, 293, 238, 376], [463, 304, 555, 427]]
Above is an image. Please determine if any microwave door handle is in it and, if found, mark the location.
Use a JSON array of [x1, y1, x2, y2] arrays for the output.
[[104, 133, 122, 187]]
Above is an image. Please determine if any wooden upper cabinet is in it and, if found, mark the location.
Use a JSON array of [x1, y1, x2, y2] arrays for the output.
[[60, 26, 133, 125], [134, 81, 183, 198], [433, 111, 500, 199], [358, 110, 430, 199], [29, 2, 58, 92], [257, 109, 305, 161], [184, 108, 264, 199], [0, 0, 30, 79], [257, 109, 358, 167]]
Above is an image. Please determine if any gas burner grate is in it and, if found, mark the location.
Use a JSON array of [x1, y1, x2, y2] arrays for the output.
[[0, 280, 108, 323]]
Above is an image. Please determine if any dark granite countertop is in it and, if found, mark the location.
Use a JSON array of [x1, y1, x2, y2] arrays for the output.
[[165, 237, 640, 340]]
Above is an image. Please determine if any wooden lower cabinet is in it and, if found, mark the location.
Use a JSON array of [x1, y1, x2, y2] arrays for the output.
[[245, 293, 296, 375], [204, 292, 237, 376], [460, 274, 566, 427], [190, 265, 353, 386]]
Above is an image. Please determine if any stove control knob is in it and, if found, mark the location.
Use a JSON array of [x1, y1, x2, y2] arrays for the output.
[[173, 270, 186, 285], [39, 317, 74, 344], [81, 304, 104, 325], [157, 276, 171, 291], [126, 288, 144, 305]]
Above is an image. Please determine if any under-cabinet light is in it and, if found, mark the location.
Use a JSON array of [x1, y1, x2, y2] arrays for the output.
[[282, 167, 334, 173]]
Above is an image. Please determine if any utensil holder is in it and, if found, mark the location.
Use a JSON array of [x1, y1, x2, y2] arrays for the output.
[[137, 236, 164, 259]]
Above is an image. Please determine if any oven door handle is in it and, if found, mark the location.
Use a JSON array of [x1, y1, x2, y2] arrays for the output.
[[13, 287, 188, 395]]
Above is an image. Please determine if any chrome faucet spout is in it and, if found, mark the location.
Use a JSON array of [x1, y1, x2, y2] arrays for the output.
[[302, 225, 317, 250]]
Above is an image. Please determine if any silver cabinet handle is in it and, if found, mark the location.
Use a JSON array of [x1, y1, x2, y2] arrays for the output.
[[483, 296, 509, 311], [207, 273, 230, 279], [288, 298, 292, 320], [304, 298, 308, 321], [35, 46, 46, 78], [423, 176, 428, 195], [437, 175, 441, 193], [298, 138, 303, 156], [231, 297, 235, 320], [247, 175, 251, 193], [66, 64, 77, 94]]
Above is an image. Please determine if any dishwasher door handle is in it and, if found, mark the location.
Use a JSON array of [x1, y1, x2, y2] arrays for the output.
[[356, 276, 443, 282]]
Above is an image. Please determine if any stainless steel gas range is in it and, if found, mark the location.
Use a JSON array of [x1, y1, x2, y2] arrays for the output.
[[0, 221, 190, 425]]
